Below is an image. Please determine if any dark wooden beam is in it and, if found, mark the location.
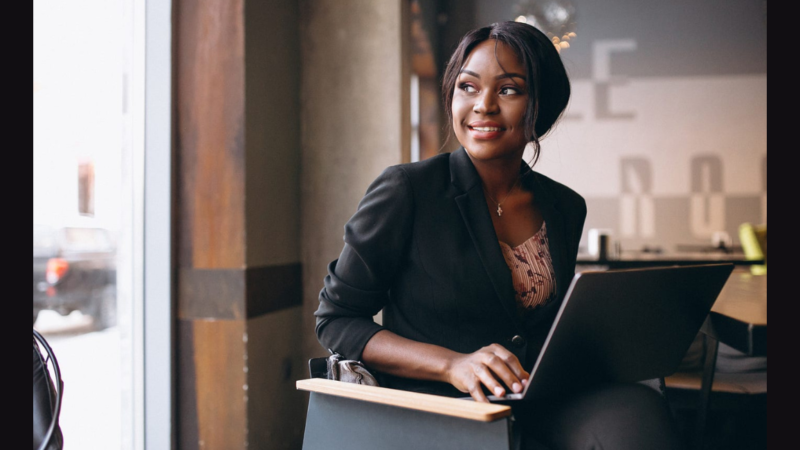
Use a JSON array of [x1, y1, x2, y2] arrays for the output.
[[178, 264, 302, 320]]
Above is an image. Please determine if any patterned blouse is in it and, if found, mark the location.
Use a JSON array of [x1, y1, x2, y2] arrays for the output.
[[498, 222, 557, 310]]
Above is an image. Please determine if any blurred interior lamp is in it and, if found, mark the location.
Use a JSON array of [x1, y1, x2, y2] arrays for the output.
[[513, 0, 577, 52]]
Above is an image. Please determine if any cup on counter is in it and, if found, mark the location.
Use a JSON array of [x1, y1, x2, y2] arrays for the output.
[[588, 228, 614, 260], [711, 231, 732, 251]]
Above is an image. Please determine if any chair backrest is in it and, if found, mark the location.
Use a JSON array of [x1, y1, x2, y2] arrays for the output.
[[33, 329, 64, 450]]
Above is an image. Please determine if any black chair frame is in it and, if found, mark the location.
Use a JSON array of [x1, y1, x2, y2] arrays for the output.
[[33, 329, 64, 450]]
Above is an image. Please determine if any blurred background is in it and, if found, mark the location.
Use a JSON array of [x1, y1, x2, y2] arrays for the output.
[[33, 0, 766, 449]]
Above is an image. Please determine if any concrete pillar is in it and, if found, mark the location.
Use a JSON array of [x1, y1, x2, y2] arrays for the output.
[[300, 0, 411, 360], [176, 0, 410, 447]]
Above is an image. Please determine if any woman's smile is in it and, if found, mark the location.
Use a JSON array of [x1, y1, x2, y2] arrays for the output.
[[468, 120, 506, 139]]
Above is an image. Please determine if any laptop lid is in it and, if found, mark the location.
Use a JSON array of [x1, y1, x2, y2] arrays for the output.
[[505, 263, 734, 402]]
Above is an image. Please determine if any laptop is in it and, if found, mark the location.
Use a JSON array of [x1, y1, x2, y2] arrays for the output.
[[484, 263, 734, 403]]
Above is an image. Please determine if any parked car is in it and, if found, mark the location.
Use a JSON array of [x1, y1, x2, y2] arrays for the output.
[[33, 225, 117, 329]]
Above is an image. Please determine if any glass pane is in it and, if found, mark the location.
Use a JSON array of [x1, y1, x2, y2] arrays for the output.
[[34, 0, 138, 449]]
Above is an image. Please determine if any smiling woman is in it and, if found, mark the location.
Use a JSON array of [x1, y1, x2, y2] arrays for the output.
[[451, 40, 531, 164], [314, 21, 685, 450], [442, 22, 570, 168]]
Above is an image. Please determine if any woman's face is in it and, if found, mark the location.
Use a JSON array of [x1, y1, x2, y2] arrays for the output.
[[452, 39, 530, 163]]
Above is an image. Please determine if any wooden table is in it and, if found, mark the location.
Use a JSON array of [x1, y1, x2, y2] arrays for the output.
[[707, 270, 766, 356]]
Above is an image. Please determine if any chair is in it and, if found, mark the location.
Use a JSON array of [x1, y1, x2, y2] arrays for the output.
[[665, 319, 767, 450], [297, 374, 667, 450], [297, 378, 513, 450], [662, 223, 767, 449], [33, 329, 64, 450]]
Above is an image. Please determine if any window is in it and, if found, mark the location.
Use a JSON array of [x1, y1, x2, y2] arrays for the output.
[[34, 0, 172, 448]]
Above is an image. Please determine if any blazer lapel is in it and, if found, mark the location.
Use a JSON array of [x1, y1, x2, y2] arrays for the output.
[[451, 149, 524, 329], [527, 173, 570, 302]]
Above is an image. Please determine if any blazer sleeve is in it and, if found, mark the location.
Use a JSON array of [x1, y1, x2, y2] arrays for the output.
[[314, 166, 415, 361]]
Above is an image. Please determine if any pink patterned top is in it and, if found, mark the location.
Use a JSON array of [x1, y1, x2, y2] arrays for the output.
[[498, 222, 557, 310]]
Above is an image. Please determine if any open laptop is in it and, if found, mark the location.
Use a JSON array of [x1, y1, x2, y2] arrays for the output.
[[485, 263, 734, 403]]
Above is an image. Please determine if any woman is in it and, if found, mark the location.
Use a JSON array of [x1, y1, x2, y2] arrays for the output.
[[315, 21, 684, 450]]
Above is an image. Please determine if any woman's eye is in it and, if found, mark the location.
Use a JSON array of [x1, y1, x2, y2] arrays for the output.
[[459, 83, 477, 93], [500, 87, 522, 96]]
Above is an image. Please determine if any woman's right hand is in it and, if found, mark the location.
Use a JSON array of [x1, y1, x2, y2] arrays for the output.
[[446, 344, 531, 403]]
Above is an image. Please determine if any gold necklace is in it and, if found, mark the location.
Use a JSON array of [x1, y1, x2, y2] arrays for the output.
[[483, 176, 521, 217]]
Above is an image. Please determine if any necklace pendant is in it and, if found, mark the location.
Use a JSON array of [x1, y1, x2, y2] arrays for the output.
[[497, 205, 503, 217]]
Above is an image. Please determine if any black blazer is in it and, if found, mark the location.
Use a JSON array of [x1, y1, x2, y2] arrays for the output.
[[315, 147, 587, 397]]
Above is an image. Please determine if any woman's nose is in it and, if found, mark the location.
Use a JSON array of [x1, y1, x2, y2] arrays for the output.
[[473, 91, 499, 115]]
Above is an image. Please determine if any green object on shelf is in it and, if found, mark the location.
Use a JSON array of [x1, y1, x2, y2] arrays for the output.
[[739, 223, 766, 275]]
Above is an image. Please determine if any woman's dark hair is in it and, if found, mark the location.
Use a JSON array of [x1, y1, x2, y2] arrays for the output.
[[442, 21, 571, 166]]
